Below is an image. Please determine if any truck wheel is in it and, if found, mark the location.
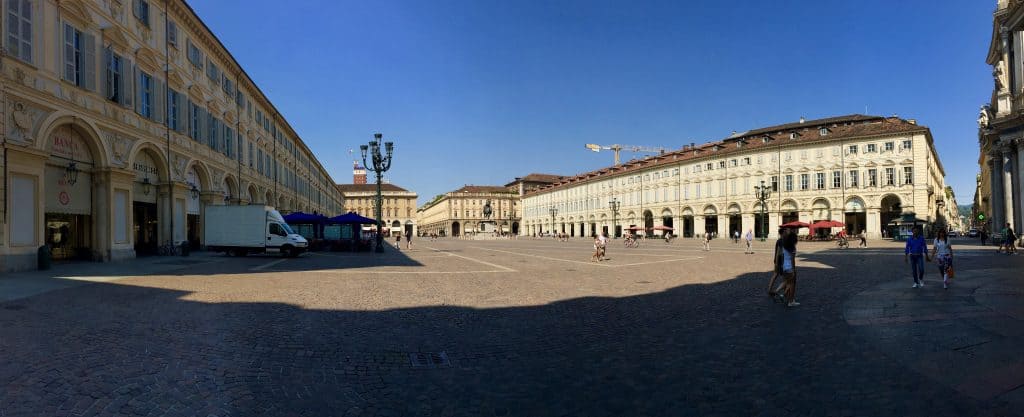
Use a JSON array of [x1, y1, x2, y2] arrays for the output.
[[282, 245, 295, 258]]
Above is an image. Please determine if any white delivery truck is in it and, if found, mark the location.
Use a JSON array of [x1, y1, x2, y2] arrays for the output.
[[204, 205, 308, 257]]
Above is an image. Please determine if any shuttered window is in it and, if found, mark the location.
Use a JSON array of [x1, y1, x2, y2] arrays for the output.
[[138, 71, 152, 118], [167, 20, 178, 47], [63, 23, 96, 91], [6, 0, 32, 63], [104, 47, 124, 103], [133, 0, 150, 27], [187, 39, 203, 68]]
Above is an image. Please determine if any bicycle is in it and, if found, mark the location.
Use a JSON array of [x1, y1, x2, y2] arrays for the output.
[[157, 240, 181, 256], [624, 238, 639, 248], [836, 237, 849, 249]]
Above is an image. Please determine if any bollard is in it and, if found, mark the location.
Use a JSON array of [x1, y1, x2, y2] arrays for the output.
[[37, 245, 52, 270]]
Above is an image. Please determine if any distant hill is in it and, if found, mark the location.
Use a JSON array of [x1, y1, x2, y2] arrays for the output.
[[957, 204, 973, 217]]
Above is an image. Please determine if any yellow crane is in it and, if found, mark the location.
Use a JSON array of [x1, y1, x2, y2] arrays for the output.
[[585, 143, 667, 165]]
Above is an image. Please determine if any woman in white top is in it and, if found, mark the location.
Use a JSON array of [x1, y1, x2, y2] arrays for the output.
[[931, 229, 954, 289]]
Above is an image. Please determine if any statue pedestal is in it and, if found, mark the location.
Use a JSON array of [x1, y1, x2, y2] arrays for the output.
[[480, 221, 497, 233]]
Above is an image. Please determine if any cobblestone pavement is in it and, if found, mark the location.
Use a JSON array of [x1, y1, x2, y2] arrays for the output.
[[1, 237, 1021, 416]]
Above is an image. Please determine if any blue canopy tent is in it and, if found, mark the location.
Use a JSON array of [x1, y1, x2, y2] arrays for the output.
[[325, 212, 378, 251], [282, 211, 329, 243], [327, 212, 378, 225]]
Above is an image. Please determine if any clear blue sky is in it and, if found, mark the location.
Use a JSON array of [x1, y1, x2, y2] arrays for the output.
[[191, 0, 991, 207]]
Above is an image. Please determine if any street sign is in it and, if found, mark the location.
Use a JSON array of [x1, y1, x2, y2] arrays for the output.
[[978, 213, 986, 221]]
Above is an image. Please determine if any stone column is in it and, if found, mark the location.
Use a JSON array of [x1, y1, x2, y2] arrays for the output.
[[741, 213, 755, 236], [990, 156, 1004, 232], [866, 208, 881, 240], [694, 215, 705, 238], [1003, 148, 1016, 230], [1013, 138, 1024, 233]]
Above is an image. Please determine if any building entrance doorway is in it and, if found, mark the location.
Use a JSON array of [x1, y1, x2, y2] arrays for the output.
[[705, 215, 719, 237], [45, 213, 92, 260], [452, 222, 461, 237], [682, 216, 694, 237], [134, 202, 159, 255], [729, 214, 742, 238], [643, 210, 654, 237]]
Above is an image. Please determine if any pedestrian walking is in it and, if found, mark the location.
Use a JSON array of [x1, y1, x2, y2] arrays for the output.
[[930, 229, 954, 289], [905, 226, 929, 288], [744, 229, 754, 254], [703, 233, 711, 251], [734, 230, 740, 244], [859, 230, 867, 247], [1003, 223, 1017, 255], [774, 231, 800, 307], [768, 228, 786, 299], [405, 230, 413, 249], [592, 233, 608, 262]]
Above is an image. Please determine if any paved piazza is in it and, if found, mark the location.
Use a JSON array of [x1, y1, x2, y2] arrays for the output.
[[1, 238, 1022, 417]]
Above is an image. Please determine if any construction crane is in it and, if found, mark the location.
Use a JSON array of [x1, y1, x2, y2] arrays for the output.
[[585, 144, 667, 165]]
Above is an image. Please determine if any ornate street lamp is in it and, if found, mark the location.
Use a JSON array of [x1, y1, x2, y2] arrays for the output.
[[141, 176, 153, 196], [549, 206, 558, 235], [189, 184, 200, 200], [65, 162, 79, 186], [608, 198, 620, 238], [360, 133, 394, 253], [754, 180, 771, 242]]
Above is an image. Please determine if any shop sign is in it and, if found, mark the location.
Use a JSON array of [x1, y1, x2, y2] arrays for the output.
[[47, 126, 94, 164]]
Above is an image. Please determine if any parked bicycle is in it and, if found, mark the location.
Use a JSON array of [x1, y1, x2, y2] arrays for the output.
[[157, 240, 181, 256]]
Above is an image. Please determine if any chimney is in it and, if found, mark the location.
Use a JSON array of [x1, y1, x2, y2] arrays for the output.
[[907, 119, 917, 125], [799, 117, 805, 124]]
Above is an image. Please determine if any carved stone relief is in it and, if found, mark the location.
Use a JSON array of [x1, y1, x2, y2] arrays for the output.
[[172, 154, 188, 181], [102, 130, 134, 167], [7, 101, 45, 145]]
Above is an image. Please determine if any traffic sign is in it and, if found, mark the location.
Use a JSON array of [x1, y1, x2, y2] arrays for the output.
[[978, 213, 986, 221]]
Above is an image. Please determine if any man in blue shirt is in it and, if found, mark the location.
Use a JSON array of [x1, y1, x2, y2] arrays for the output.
[[905, 226, 929, 288]]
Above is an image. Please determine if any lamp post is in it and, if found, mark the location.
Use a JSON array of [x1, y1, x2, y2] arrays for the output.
[[754, 180, 771, 242], [360, 133, 394, 253], [549, 206, 558, 236], [609, 198, 620, 238]]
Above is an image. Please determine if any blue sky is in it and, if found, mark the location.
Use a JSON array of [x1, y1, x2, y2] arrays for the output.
[[191, 0, 992, 207]]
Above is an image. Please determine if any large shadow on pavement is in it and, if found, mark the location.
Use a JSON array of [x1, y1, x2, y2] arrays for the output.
[[0, 244, 1015, 417]]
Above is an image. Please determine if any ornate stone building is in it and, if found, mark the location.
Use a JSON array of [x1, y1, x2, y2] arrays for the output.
[[978, 0, 1024, 240], [521, 115, 956, 240], [337, 183, 417, 237], [0, 0, 343, 270], [416, 175, 563, 237]]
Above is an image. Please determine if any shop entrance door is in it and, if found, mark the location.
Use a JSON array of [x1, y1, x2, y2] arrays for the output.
[[134, 202, 159, 255]]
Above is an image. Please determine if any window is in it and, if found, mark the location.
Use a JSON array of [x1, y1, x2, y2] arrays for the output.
[[885, 168, 895, 186], [730, 159, 737, 167], [6, 0, 32, 62], [866, 144, 876, 153], [770, 176, 778, 192], [224, 126, 234, 159], [903, 167, 913, 185], [104, 48, 124, 103], [815, 173, 825, 189], [743, 157, 750, 165], [206, 60, 221, 85], [902, 139, 912, 150], [868, 169, 877, 187], [784, 175, 793, 192], [133, 0, 150, 27], [849, 170, 859, 187], [187, 40, 204, 68], [706, 163, 713, 170], [222, 75, 234, 96], [800, 150, 807, 159], [799, 174, 809, 190], [784, 152, 792, 161], [63, 24, 96, 90], [248, 142, 254, 167], [884, 142, 894, 152], [819, 127, 829, 136], [833, 171, 842, 188], [718, 161, 726, 169], [847, 145, 857, 155], [167, 89, 180, 131], [189, 101, 201, 140], [138, 71, 152, 118], [167, 20, 178, 47]]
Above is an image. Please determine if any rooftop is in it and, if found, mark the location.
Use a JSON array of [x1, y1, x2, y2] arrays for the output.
[[336, 183, 412, 193]]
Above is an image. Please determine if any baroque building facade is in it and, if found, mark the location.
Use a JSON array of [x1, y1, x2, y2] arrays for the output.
[[416, 174, 563, 237], [0, 0, 343, 270], [337, 183, 417, 237], [978, 0, 1024, 241], [521, 115, 956, 240]]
